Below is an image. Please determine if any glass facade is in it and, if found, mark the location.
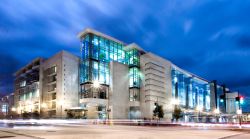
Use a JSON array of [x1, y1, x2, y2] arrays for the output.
[[126, 49, 140, 67], [171, 67, 210, 110], [129, 67, 140, 88], [80, 34, 125, 84], [79, 33, 143, 102], [20, 82, 39, 101]]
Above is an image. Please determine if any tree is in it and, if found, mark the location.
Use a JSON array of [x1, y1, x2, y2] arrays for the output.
[[153, 104, 164, 120], [172, 107, 183, 122], [22, 111, 30, 119], [100, 54, 105, 59], [64, 109, 74, 119]]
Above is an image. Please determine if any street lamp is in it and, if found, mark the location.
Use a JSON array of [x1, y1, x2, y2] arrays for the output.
[[172, 99, 179, 109], [30, 105, 34, 112], [196, 106, 203, 122], [42, 103, 46, 108], [93, 80, 100, 88], [172, 99, 179, 105], [60, 101, 64, 119], [214, 109, 220, 123], [237, 109, 242, 129]]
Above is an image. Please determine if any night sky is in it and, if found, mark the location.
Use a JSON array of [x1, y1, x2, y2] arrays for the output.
[[0, 1, 250, 110]]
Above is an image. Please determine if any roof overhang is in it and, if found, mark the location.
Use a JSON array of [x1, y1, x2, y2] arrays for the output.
[[69, 107, 88, 111], [122, 43, 147, 54], [76, 27, 127, 45], [171, 64, 210, 83], [13, 57, 41, 76]]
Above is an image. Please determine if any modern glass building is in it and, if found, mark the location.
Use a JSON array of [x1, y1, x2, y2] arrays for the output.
[[75, 27, 221, 121], [10, 27, 238, 122]]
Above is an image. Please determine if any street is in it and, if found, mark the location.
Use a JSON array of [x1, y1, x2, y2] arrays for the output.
[[1, 124, 250, 139]]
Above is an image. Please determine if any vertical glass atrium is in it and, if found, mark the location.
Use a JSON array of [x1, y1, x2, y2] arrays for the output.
[[171, 67, 210, 111]]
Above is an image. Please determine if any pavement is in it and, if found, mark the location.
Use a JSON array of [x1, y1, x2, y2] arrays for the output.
[[0, 124, 250, 139]]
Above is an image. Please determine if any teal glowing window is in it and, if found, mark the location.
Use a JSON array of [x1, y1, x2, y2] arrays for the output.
[[79, 34, 125, 84], [129, 67, 140, 88]]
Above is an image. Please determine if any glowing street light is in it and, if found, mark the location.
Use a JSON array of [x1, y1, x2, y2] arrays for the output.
[[42, 103, 46, 108], [30, 105, 34, 109], [214, 109, 219, 114], [59, 101, 64, 106], [93, 80, 100, 88], [214, 109, 220, 123], [172, 99, 179, 105], [196, 106, 203, 122], [11, 108, 15, 111], [196, 106, 203, 111]]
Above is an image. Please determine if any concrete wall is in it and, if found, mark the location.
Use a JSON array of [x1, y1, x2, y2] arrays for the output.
[[140, 52, 172, 121], [42, 51, 63, 118], [210, 83, 217, 111], [225, 92, 239, 114], [62, 50, 79, 117], [109, 60, 130, 119], [42, 50, 79, 118], [85, 106, 98, 119]]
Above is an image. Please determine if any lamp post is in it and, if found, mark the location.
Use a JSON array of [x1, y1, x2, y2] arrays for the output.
[[30, 105, 34, 118], [11, 107, 16, 119], [214, 109, 219, 123], [11, 107, 16, 111], [59, 101, 64, 119], [196, 106, 203, 122], [172, 99, 179, 108], [41, 103, 46, 118], [20, 106, 23, 118], [237, 109, 242, 129]]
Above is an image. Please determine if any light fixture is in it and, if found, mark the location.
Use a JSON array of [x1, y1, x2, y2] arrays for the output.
[[42, 103, 46, 108], [174, 77, 178, 83], [196, 106, 203, 111], [59, 101, 64, 106], [12, 108, 16, 111], [172, 99, 179, 105], [93, 80, 100, 88], [214, 109, 219, 114], [30, 105, 34, 109], [82, 111, 85, 114]]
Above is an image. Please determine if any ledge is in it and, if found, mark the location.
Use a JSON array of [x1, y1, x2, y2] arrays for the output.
[[47, 89, 57, 94], [79, 98, 108, 107], [47, 81, 57, 86], [128, 101, 140, 107], [47, 72, 57, 77]]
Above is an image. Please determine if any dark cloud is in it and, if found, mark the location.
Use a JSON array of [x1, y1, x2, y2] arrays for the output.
[[1, 0, 250, 110], [237, 34, 250, 48]]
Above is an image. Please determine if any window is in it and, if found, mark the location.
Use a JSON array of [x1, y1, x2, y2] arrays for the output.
[[230, 100, 232, 114], [130, 88, 140, 101], [2, 105, 7, 112], [20, 80, 26, 87]]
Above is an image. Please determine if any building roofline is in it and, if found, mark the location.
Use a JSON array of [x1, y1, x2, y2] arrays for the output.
[[123, 43, 147, 53], [171, 64, 210, 83], [13, 57, 46, 76], [76, 27, 127, 45]]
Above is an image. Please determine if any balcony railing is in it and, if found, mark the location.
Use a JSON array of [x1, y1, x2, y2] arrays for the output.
[[82, 92, 106, 99]]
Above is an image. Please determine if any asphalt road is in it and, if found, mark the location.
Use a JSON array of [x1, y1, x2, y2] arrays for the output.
[[0, 124, 250, 139]]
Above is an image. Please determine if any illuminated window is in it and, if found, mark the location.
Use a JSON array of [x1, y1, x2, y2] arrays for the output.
[[20, 80, 26, 87]]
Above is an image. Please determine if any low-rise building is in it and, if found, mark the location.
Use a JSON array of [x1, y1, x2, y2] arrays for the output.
[[10, 27, 241, 122], [0, 93, 14, 117]]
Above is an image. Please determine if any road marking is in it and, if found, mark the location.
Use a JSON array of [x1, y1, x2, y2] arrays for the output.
[[217, 133, 243, 139], [0, 130, 45, 139]]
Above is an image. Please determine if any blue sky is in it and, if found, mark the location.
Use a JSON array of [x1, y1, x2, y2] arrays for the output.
[[0, 0, 250, 110]]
